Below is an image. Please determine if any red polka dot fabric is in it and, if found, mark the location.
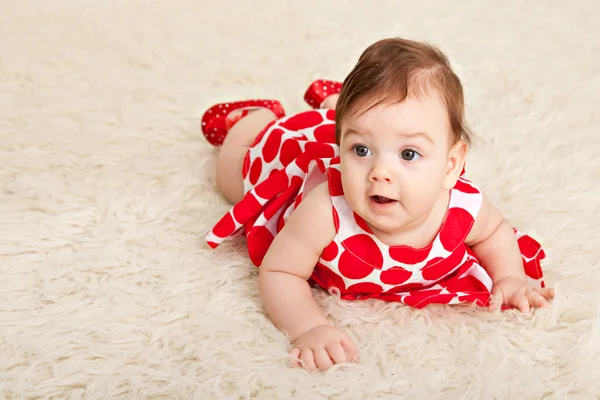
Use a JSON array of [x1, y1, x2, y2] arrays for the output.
[[206, 109, 339, 262], [206, 109, 547, 309]]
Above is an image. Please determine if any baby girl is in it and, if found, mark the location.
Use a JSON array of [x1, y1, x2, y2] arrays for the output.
[[202, 37, 555, 372]]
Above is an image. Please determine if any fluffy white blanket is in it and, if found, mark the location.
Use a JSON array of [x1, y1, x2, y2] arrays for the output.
[[2, 1, 598, 398]]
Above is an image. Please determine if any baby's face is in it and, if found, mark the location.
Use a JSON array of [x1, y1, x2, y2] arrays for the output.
[[339, 92, 460, 239]]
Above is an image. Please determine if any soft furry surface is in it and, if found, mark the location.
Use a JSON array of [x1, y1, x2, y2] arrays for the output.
[[1, 1, 599, 398]]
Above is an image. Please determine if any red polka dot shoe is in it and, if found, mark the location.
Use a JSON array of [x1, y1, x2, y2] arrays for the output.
[[201, 99, 285, 146], [303, 79, 343, 109]]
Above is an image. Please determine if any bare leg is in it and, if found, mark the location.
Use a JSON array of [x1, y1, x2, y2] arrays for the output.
[[216, 109, 277, 204]]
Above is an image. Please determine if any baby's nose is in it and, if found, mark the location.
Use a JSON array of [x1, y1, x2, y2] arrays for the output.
[[369, 163, 393, 182]]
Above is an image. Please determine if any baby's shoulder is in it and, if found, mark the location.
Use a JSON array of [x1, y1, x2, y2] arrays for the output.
[[279, 181, 336, 254], [295, 181, 333, 221]]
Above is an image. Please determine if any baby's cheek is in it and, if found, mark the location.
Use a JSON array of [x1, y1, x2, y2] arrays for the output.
[[340, 165, 358, 193], [406, 186, 439, 213], [342, 177, 363, 202], [343, 185, 360, 209]]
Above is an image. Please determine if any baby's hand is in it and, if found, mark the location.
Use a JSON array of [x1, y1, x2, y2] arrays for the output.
[[490, 276, 555, 313], [289, 325, 359, 372]]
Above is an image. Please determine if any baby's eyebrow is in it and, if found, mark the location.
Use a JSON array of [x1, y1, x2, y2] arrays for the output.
[[343, 128, 363, 138], [343, 128, 435, 146], [399, 131, 434, 145]]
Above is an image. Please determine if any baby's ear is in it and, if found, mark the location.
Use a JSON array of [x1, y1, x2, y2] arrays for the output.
[[443, 140, 467, 190]]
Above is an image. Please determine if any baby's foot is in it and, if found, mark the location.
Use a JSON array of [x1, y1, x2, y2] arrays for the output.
[[225, 106, 278, 131], [321, 94, 340, 110], [304, 80, 343, 109], [201, 100, 285, 146], [224, 108, 252, 131]]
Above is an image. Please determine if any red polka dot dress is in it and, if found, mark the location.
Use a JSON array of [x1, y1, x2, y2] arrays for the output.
[[206, 109, 547, 309]]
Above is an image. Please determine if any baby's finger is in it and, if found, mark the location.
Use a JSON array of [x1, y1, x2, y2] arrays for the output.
[[300, 349, 317, 372], [289, 347, 301, 367], [313, 347, 334, 371], [536, 287, 555, 300], [527, 290, 549, 309], [340, 332, 360, 362], [489, 287, 504, 311], [512, 292, 530, 313], [326, 342, 350, 364]]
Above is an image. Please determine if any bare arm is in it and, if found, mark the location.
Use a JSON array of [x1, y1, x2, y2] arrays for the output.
[[466, 195, 554, 311], [465, 196, 526, 281], [258, 182, 336, 341]]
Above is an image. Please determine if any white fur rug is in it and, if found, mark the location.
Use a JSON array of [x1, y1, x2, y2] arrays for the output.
[[2, 1, 599, 398]]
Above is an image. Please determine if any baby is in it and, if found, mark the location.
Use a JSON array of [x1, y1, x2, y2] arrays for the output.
[[202, 37, 555, 372]]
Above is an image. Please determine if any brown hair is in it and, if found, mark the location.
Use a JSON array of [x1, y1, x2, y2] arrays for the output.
[[335, 37, 473, 146]]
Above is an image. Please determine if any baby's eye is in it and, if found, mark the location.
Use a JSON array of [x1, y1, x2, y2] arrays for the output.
[[352, 145, 372, 157], [401, 149, 421, 161]]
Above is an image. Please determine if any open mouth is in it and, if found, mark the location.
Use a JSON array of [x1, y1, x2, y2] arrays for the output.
[[371, 195, 396, 204]]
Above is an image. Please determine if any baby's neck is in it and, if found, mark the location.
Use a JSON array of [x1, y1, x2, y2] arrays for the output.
[[369, 191, 450, 248]]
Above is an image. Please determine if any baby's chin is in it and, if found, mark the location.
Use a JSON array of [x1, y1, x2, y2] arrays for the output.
[[361, 214, 407, 237]]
